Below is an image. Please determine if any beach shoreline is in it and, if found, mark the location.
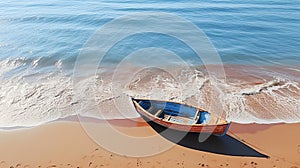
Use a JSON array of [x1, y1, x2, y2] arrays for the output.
[[0, 119, 299, 168], [1, 64, 299, 128]]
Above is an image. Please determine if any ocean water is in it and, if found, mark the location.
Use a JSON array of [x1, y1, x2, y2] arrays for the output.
[[0, 0, 300, 128]]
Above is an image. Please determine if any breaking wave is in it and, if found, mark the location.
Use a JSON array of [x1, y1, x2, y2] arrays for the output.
[[0, 58, 300, 128]]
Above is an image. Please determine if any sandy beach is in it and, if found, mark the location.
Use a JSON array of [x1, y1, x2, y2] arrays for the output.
[[1, 0, 299, 167], [0, 119, 299, 168]]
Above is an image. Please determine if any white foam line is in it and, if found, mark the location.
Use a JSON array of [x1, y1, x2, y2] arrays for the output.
[[287, 67, 300, 73]]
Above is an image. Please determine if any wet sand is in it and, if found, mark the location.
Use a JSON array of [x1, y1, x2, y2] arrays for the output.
[[0, 119, 299, 168]]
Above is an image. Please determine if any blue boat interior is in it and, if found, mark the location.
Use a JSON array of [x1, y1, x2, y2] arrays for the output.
[[137, 99, 210, 124]]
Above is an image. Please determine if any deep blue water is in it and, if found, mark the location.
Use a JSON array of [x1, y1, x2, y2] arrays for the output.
[[0, 0, 300, 76]]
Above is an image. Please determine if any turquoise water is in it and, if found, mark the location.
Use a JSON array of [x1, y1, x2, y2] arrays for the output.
[[1, 0, 299, 72], [0, 0, 300, 127]]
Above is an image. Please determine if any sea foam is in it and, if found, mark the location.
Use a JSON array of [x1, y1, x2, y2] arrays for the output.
[[0, 58, 300, 128]]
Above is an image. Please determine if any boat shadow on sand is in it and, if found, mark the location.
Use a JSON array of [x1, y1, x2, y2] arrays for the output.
[[146, 120, 269, 158]]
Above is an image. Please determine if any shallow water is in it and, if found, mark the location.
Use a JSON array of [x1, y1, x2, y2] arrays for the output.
[[0, 0, 299, 128]]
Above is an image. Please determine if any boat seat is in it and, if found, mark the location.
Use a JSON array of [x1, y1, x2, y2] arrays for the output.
[[154, 109, 163, 117], [169, 116, 196, 124], [194, 116, 200, 124]]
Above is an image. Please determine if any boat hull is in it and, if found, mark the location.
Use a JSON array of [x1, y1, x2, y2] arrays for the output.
[[132, 99, 230, 136]]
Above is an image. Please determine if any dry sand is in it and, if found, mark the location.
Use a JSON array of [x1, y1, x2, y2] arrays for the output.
[[0, 119, 299, 168]]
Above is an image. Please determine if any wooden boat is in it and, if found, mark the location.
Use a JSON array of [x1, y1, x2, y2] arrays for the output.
[[132, 98, 230, 136]]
